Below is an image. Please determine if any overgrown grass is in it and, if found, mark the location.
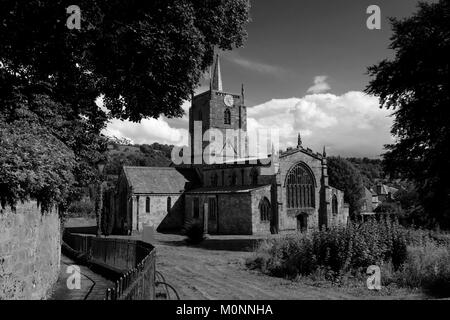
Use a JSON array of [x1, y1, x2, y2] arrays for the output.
[[247, 219, 450, 297]]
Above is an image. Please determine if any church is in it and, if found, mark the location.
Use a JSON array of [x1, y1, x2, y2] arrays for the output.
[[109, 56, 349, 235]]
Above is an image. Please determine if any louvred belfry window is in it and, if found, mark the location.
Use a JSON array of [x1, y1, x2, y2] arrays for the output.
[[286, 163, 315, 209], [224, 108, 231, 124]]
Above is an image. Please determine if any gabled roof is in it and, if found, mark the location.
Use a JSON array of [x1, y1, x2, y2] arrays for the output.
[[121, 166, 198, 194], [280, 146, 324, 161]]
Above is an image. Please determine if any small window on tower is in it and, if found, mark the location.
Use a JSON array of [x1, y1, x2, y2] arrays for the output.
[[224, 108, 231, 125]]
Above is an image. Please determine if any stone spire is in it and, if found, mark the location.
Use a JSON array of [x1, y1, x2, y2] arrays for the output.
[[323, 146, 327, 158], [297, 132, 302, 148], [241, 83, 245, 105], [211, 54, 223, 91]]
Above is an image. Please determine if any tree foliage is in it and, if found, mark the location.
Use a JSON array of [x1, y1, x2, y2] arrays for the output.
[[366, 0, 450, 228], [0, 0, 250, 121], [0, 119, 75, 210], [327, 156, 365, 218], [0, 0, 250, 209]]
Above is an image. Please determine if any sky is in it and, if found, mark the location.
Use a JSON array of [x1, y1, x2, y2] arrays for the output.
[[104, 0, 436, 158]]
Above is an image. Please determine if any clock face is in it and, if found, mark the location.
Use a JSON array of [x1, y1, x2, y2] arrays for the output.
[[224, 94, 234, 107]]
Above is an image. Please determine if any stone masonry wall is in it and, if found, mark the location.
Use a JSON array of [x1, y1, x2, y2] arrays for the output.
[[250, 186, 272, 235], [136, 194, 184, 232], [185, 193, 252, 235], [0, 201, 60, 300], [278, 150, 323, 232]]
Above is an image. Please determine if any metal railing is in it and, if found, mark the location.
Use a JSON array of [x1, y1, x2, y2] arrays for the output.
[[63, 231, 156, 300]]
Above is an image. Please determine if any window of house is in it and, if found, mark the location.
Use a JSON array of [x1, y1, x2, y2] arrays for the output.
[[167, 197, 172, 214], [193, 198, 200, 219], [145, 197, 150, 213], [221, 170, 225, 186], [241, 169, 245, 185], [250, 168, 258, 186], [208, 197, 217, 220], [224, 108, 231, 125], [259, 197, 271, 222], [211, 173, 218, 187], [231, 171, 237, 186]]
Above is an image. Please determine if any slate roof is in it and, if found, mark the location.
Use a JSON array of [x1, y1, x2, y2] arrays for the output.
[[121, 166, 198, 194]]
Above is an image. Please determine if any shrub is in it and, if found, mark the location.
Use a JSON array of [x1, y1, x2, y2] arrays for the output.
[[394, 240, 450, 297], [183, 220, 205, 244], [247, 219, 408, 280], [249, 220, 450, 296], [67, 200, 95, 218]]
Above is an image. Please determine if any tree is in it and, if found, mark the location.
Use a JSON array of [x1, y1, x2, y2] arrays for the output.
[[366, 0, 450, 228], [0, 0, 250, 121], [0, 0, 250, 209], [327, 157, 365, 219]]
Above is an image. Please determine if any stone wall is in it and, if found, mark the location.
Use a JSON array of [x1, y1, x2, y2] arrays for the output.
[[329, 188, 349, 226], [250, 186, 272, 235], [135, 194, 184, 232], [278, 150, 323, 232], [185, 192, 253, 235], [0, 201, 60, 300]]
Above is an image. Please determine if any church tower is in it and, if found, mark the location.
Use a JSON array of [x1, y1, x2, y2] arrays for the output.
[[189, 54, 247, 164]]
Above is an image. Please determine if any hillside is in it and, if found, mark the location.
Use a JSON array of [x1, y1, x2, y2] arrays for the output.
[[105, 142, 174, 178], [346, 157, 386, 188]]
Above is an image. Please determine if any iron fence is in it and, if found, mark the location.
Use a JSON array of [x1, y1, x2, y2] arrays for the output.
[[63, 231, 156, 300]]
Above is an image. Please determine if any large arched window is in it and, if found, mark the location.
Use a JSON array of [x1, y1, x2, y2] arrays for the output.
[[259, 197, 271, 222], [332, 195, 338, 215], [286, 163, 315, 209], [224, 108, 231, 124]]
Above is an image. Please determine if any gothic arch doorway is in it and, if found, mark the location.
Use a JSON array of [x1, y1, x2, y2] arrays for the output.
[[297, 213, 308, 232]]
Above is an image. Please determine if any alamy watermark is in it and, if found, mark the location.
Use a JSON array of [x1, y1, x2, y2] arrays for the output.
[[366, 5, 381, 30], [66, 265, 81, 290], [171, 122, 280, 174], [366, 265, 381, 290]]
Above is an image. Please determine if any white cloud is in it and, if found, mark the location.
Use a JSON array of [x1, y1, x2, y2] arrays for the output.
[[223, 52, 288, 77], [307, 75, 331, 94], [104, 117, 188, 146], [247, 91, 393, 158], [102, 87, 393, 158]]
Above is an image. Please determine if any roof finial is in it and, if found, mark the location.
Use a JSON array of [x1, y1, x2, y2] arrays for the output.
[[297, 132, 302, 148], [211, 53, 223, 91], [323, 146, 327, 157]]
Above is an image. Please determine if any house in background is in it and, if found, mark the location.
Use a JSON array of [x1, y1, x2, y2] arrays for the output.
[[374, 184, 399, 203]]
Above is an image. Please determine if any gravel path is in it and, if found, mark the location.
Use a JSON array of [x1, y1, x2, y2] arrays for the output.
[[154, 234, 356, 300]]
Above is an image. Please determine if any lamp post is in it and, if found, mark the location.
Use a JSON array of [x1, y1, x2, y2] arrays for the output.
[[96, 159, 106, 237]]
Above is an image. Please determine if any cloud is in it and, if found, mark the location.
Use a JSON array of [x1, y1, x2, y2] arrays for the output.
[[102, 88, 393, 158], [104, 117, 189, 146], [247, 91, 393, 158], [102, 98, 192, 147], [223, 52, 288, 77], [307, 75, 331, 94]]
